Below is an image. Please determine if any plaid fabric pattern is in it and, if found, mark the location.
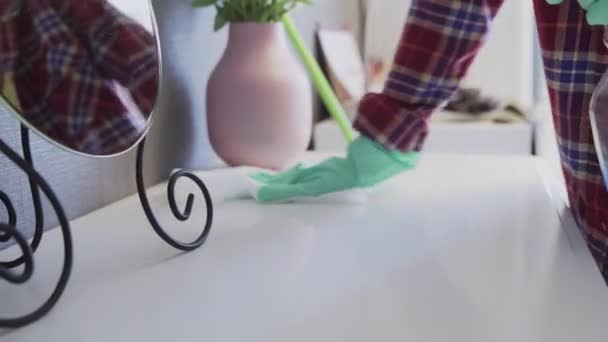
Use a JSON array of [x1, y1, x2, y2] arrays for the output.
[[354, 0, 502, 151], [0, 0, 158, 155], [355, 0, 608, 282]]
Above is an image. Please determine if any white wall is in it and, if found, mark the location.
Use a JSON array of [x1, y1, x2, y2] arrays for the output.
[[363, 0, 535, 108]]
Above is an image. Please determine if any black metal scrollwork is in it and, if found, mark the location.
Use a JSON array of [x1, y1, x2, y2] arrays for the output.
[[136, 137, 213, 251], [0, 128, 214, 329], [0, 223, 34, 285], [0, 126, 73, 329]]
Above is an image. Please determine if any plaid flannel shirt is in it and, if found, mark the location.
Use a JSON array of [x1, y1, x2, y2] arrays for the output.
[[354, 0, 608, 280], [0, 0, 158, 155]]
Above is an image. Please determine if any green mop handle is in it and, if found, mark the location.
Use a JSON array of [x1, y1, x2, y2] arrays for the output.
[[281, 14, 355, 143]]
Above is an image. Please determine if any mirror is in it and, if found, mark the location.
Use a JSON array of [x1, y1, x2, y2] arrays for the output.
[[0, 0, 160, 157]]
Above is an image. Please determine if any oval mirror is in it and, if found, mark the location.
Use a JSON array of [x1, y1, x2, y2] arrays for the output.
[[0, 0, 160, 157]]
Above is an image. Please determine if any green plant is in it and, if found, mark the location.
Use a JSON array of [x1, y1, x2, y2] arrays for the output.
[[192, 0, 312, 31]]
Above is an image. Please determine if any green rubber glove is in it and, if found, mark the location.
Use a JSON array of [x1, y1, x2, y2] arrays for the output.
[[547, 0, 608, 25], [250, 136, 419, 202]]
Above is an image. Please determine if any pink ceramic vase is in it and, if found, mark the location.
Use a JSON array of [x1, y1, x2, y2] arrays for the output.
[[207, 22, 313, 170]]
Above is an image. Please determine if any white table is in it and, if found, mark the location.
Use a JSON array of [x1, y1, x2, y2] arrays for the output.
[[2, 154, 607, 341]]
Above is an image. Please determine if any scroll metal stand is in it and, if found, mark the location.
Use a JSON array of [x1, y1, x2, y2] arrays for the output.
[[0, 125, 214, 329]]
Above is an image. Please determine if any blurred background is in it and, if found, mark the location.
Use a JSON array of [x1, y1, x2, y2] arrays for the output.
[[0, 0, 562, 239]]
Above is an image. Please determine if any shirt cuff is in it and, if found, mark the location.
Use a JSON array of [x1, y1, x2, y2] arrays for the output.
[[353, 92, 431, 153]]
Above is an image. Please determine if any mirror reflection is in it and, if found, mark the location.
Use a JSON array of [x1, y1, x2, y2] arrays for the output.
[[0, 0, 159, 156]]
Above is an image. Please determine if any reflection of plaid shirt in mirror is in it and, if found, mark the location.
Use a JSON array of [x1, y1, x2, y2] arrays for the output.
[[355, 0, 608, 281], [0, 0, 158, 155]]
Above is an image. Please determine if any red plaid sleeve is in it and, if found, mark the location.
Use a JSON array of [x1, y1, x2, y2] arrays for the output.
[[55, 0, 159, 115], [533, 0, 608, 279], [354, 0, 504, 152]]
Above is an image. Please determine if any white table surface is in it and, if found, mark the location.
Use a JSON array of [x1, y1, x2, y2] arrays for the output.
[[1, 154, 608, 341]]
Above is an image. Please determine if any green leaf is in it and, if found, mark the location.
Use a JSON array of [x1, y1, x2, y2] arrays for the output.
[[198, 0, 313, 26], [214, 13, 227, 31], [224, 1, 247, 21]]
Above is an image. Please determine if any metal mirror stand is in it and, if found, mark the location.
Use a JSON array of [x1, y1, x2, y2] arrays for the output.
[[0, 126, 214, 329]]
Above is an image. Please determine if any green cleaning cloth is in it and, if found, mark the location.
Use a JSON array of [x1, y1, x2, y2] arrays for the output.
[[250, 136, 419, 202]]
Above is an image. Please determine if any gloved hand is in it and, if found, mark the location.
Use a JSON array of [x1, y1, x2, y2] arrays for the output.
[[249, 135, 419, 202], [546, 0, 608, 25]]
